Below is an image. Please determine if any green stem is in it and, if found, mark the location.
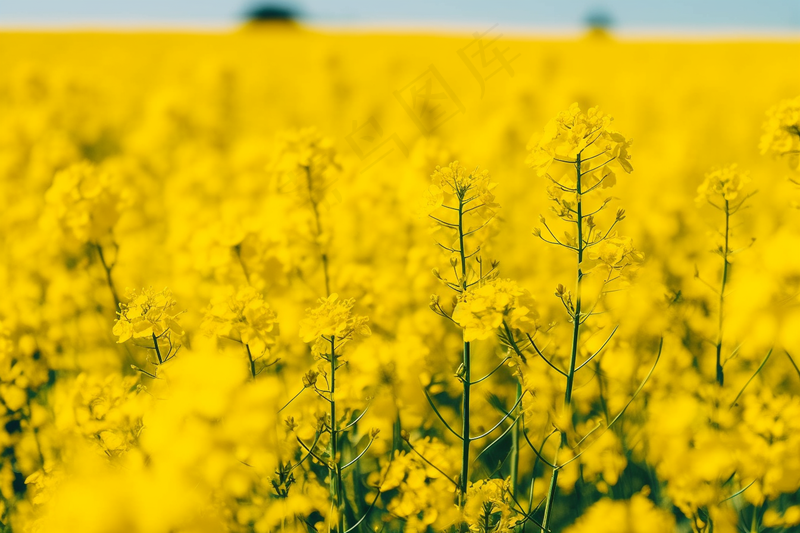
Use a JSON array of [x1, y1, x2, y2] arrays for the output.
[[152, 333, 163, 365], [95, 242, 120, 310], [511, 381, 521, 496], [715, 200, 730, 387], [541, 153, 585, 533], [461, 340, 471, 500], [245, 344, 256, 380], [304, 165, 331, 297], [457, 190, 471, 529], [328, 336, 344, 532], [392, 405, 403, 455]]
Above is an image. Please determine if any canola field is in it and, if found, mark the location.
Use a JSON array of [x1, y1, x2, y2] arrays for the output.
[[1, 26, 800, 533]]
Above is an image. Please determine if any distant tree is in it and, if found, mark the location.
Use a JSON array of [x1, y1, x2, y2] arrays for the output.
[[583, 7, 614, 31], [242, 3, 301, 23]]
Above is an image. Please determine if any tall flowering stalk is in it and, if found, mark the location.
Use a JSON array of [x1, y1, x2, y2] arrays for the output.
[[44, 161, 126, 309], [426, 162, 530, 529], [298, 294, 373, 532], [454, 278, 539, 514], [695, 164, 755, 386], [525, 104, 653, 532], [427, 162, 498, 507], [272, 128, 340, 296]]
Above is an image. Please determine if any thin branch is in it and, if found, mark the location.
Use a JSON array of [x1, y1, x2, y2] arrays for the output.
[[526, 333, 567, 377], [785, 350, 800, 380], [344, 490, 382, 533], [470, 392, 525, 441], [581, 157, 616, 176], [521, 429, 558, 469], [730, 348, 773, 408], [342, 438, 375, 470], [338, 404, 372, 433], [279, 387, 306, 412], [559, 338, 662, 468], [421, 387, 463, 440], [429, 215, 458, 229], [505, 488, 549, 531], [470, 357, 511, 385], [296, 436, 329, 469], [403, 439, 459, 488], [575, 325, 619, 372], [720, 480, 756, 504], [471, 414, 520, 469]]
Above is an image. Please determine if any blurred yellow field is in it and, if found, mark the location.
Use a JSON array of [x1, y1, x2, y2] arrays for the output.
[[1, 26, 800, 533]]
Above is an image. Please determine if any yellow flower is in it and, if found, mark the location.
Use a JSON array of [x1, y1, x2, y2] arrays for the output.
[[526, 104, 633, 179], [452, 279, 538, 342], [584, 236, 644, 275], [271, 127, 340, 204], [112, 287, 183, 344], [429, 161, 499, 213], [462, 478, 518, 532], [696, 164, 752, 204], [760, 95, 800, 172], [564, 492, 675, 533], [299, 294, 370, 358], [202, 286, 279, 356], [44, 161, 123, 243], [377, 437, 460, 531]]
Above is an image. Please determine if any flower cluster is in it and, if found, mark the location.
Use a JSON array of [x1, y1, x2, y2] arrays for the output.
[[563, 492, 675, 533], [299, 294, 370, 358], [452, 279, 538, 342], [4, 29, 800, 533], [695, 164, 752, 204], [202, 286, 279, 356], [427, 161, 498, 214], [526, 103, 633, 180], [760, 95, 800, 172], [272, 127, 340, 204], [44, 161, 124, 243], [377, 437, 460, 531], [112, 287, 183, 344], [584, 236, 644, 277], [462, 478, 519, 533]]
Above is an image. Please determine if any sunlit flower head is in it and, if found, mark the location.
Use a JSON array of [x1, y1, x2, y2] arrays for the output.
[[202, 286, 279, 356], [452, 279, 538, 342], [696, 164, 751, 204], [112, 287, 183, 344], [526, 104, 633, 179]]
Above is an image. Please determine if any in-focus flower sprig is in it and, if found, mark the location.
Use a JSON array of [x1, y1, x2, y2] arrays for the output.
[[202, 285, 280, 379], [287, 293, 374, 532], [112, 287, 184, 378], [520, 104, 658, 533], [695, 164, 756, 386]]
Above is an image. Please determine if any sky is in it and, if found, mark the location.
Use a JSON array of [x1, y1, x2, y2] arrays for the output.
[[0, 0, 799, 31]]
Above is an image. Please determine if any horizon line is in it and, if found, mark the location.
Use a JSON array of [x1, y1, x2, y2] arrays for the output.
[[0, 19, 799, 41]]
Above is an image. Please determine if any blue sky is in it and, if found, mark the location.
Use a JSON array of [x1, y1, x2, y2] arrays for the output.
[[1, 0, 799, 30]]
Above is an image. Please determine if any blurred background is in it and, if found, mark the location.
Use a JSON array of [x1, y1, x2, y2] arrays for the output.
[[1, 0, 799, 34]]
